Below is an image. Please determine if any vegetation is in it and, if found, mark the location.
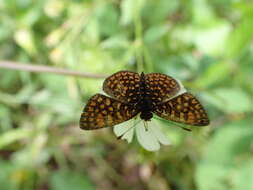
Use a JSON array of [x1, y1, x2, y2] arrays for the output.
[[1, 0, 253, 189]]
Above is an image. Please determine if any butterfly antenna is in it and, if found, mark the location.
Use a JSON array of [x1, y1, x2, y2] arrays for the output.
[[181, 127, 192, 132], [168, 123, 192, 132], [144, 121, 148, 131], [153, 116, 192, 132], [169, 123, 192, 132]]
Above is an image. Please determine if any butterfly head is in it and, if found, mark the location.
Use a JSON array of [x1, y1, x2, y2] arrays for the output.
[[140, 111, 153, 121], [140, 72, 145, 78]]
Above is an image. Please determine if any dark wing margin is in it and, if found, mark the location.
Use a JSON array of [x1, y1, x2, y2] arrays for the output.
[[103, 71, 140, 104], [153, 92, 209, 126], [80, 94, 139, 130]]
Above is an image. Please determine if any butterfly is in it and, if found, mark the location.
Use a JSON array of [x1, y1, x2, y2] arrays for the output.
[[80, 71, 209, 130]]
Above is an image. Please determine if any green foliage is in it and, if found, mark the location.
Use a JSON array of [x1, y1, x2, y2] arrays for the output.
[[1, 0, 253, 189], [49, 170, 95, 190], [196, 119, 253, 190]]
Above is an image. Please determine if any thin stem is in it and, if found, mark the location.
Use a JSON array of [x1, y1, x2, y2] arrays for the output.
[[0, 61, 107, 79], [134, 2, 144, 73], [143, 46, 154, 72]]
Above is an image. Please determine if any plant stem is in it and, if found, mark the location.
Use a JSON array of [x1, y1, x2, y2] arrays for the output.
[[0, 61, 107, 79], [134, 2, 144, 73]]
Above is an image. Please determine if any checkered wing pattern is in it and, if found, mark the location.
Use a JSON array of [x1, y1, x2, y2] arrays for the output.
[[80, 94, 139, 130], [145, 73, 180, 105], [103, 71, 140, 104], [153, 92, 209, 126]]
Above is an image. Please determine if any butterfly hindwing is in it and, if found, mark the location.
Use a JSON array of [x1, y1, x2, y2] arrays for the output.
[[103, 71, 140, 104], [153, 92, 209, 126], [80, 94, 139, 130]]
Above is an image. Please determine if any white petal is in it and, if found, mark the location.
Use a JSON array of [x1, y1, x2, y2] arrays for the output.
[[149, 121, 171, 145], [113, 119, 137, 143], [135, 122, 160, 151]]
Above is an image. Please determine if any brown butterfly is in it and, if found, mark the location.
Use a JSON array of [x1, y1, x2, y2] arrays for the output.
[[80, 71, 209, 130]]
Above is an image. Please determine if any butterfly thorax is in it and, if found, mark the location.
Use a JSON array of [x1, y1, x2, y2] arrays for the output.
[[138, 72, 153, 121]]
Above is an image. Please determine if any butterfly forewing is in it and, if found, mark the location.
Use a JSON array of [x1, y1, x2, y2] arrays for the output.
[[80, 94, 139, 130], [154, 92, 209, 126], [103, 71, 140, 104], [145, 73, 181, 105]]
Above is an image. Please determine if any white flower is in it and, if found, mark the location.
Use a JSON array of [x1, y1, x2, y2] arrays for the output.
[[113, 117, 171, 151]]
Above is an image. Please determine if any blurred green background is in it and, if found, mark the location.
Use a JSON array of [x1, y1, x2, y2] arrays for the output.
[[1, 0, 253, 190]]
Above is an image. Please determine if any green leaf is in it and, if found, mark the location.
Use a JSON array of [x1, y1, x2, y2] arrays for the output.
[[192, 0, 216, 26], [14, 28, 37, 55], [50, 170, 95, 190], [226, 14, 253, 58], [196, 119, 253, 190], [188, 22, 230, 55], [195, 61, 229, 88], [120, 0, 135, 25], [203, 88, 252, 113], [0, 160, 16, 190], [12, 133, 49, 167], [144, 25, 169, 43], [233, 159, 253, 190], [142, 0, 179, 24], [0, 105, 12, 130], [120, 0, 145, 25], [0, 128, 32, 149], [96, 3, 119, 36]]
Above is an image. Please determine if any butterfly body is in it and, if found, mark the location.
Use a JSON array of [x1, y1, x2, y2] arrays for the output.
[[138, 72, 154, 121], [80, 71, 209, 130]]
